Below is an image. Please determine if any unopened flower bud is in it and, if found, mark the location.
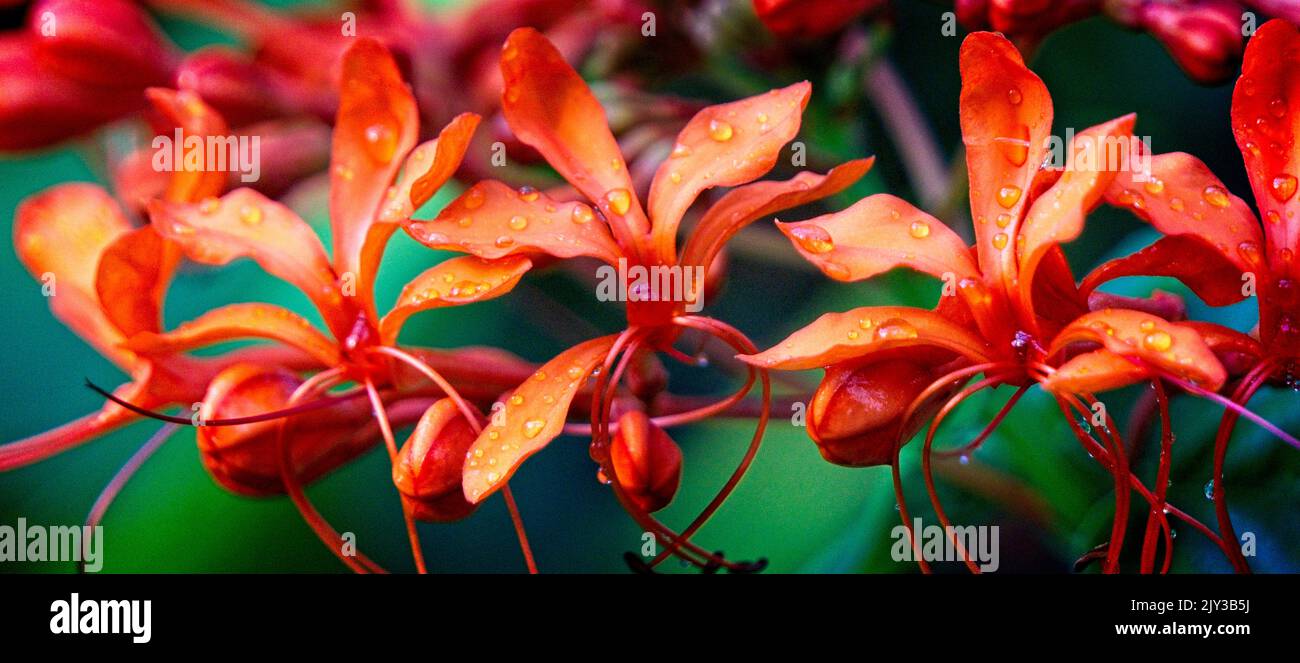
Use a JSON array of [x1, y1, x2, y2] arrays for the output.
[[392, 399, 481, 522], [610, 410, 682, 513], [1134, 0, 1245, 84], [29, 0, 178, 88]]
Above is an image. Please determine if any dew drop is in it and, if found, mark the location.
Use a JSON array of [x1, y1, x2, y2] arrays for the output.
[[1143, 178, 1165, 195], [494, 235, 514, 248], [508, 215, 528, 231], [571, 203, 594, 225], [517, 185, 539, 202], [1143, 330, 1173, 352], [239, 205, 263, 226], [1204, 480, 1215, 500], [708, 118, 734, 142], [199, 197, 220, 214], [522, 418, 545, 439], [605, 188, 632, 216], [875, 318, 918, 341], [909, 220, 931, 239], [463, 187, 486, 210], [363, 121, 399, 163], [1202, 185, 1230, 209], [996, 185, 1023, 209], [1007, 88, 1022, 105], [1270, 174, 1298, 202], [992, 232, 1009, 250], [788, 224, 835, 254]]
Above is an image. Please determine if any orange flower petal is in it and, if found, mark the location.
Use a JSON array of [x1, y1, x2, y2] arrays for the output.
[[1050, 309, 1226, 390], [1029, 244, 1087, 333], [145, 88, 230, 203], [739, 306, 996, 370], [1104, 151, 1262, 273], [1017, 114, 1135, 320], [462, 334, 619, 503], [1082, 235, 1252, 307], [679, 158, 874, 272], [647, 81, 812, 261], [14, 183, 134, 367], [776, 193, 978, 282], [95, 226, 180, 338], [1232, 19, 1300, 267], [499, 28, 648, 245], [329, 37, 419, 287], [378, 113, 481, 225], [959, 32, 1053, 285], [379, 255, 532, 345], [1041, 348, 1150, 394], [148, 188, 347, 334], [406, 179, 622, 264], [197, 363, 377, 495], [123, 303, 340, 368]]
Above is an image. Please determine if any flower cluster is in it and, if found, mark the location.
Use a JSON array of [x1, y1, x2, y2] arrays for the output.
[[2, 1, 1297, 574]]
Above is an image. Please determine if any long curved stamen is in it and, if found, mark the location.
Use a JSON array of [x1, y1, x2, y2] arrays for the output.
[[890, 361, 1017, 574], [589, 328, 643, 465], [1081, 391, 1131, 574], [85, 378, 368, 427], [922, 375, 1007, 574], [1054, 393, 1219, 547], [275, 368, 386, 574], [935, 384, 1029, 459], [649, 315, 771, 570], [1210, 358, 1277, 573], [1140, 380, 1174, 575], [370, 345, 539, 574], [364, 378, 427, 575], [79, 423, 180, 572], [1157, 369, 1300, 451]]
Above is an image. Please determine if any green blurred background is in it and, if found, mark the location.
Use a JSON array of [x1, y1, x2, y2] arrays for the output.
[[1, 0, 1296, 572]]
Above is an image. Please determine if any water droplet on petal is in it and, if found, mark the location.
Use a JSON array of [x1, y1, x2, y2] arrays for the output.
[[1007, 88, 1023, 105], [1270, 174, 1297, 202], [239, 205, 263, 226], [363, 121, 399, 163], [463, 187, 485, 210], [1202, 185, 1230, 208], [199, 197, 220, 214], [708, 119, 734, 142], [605, 188, 632, 216], [788, 225, 834, 254], [909, 220, 930, 239], [997, 185, 1022, 209], [571, 203, 594, 225], [509, 215, 528, 231], [522, 418, 545, 438], [1143, 330, 1173, 352], [992, 232, 1009, 250]]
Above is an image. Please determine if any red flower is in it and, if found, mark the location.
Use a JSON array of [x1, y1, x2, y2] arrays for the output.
[[751, 0, 886, 39], [404, 27, 872, 571], [1087, 18, 1300, 572], [740, 31, 1230, 573]]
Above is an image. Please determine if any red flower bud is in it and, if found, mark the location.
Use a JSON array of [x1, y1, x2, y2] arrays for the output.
[[28, 0, 178, 88], [808, 357, 962, 467], [196, 364, 379, 496], [392, 399, 482, 523], [1134, 0, 1245, 84], [175, 49, 292, 128], [610, 410, 682, 513], [752, 0, 885, 40]]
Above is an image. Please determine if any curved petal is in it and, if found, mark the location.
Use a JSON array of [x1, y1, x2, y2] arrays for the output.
[[197, 363, 378, 495], [379, 113, 481, 225], [1017, 114, 1136, 321], [1030, 244, 1087, 332], [14, 183, 134, 368], [123, 303, 340, 368], [406, 180, 622, 264], [463, 334, 619, 503], [95, 225, 180, 338], [329, 37, 419, 292], [1104, 151, 1262, 273], [738, 306, 996, 370], [1049, 309, 1226, 390], [1179, 321, 1264, 377], [1041, 348, 1150, 394], [148, 188, 346, 335], [648, 81, 812, 261], [145, 88, 230, 203], [678, 158, 874, 272], [960, 32, 1054, 286], [1081, 234, 1252, 307], [499, 28, 648, 246], [1232, 19, 1300, 269], [776, 194, 978, 283], [379, 255, 532, 344]]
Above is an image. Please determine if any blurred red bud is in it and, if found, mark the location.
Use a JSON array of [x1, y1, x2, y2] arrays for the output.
[[808, 357, 962, 467], [1136, 0, 1244, 84], [175, 49, 294, 128], [610, 410, 682, 513], [0, 35, 141, 149], [197, 364, 379, 496], [392, 399, 482, 523], [29, 0, 178, 88], [752, 0, 885, 40]]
